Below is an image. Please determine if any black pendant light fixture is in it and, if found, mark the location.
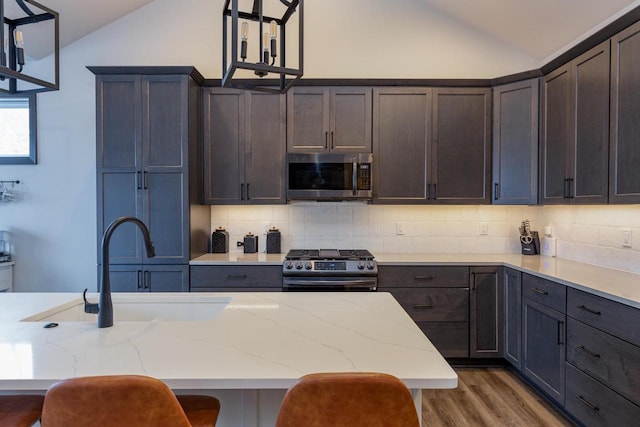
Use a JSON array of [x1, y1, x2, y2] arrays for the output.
[[0, 0, 59, 94], [222, 0, 303, 93]]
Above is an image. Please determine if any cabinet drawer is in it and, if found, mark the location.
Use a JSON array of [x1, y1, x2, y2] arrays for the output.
[[385, 287, 469, 322], [416, 321, 469, 358], [567, 287, 640, 347], [565, 363, 640, 427], [567, 317, 640, 406], [190, 265, 282, 289], [522, 274, 566, 313], [0, 265, 12, 291], [378, 266, 469, 288]]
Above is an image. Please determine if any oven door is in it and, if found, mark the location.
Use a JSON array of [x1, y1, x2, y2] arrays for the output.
[[287, 153, 372, 201], [282, 276, 377, 291]]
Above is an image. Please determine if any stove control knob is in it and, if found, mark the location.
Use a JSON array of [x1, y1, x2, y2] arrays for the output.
[[366, 262, 375, 270], [305, 262, 313, 270], [295, 262, 303, 270], [285, 262, 293, 270], [357, 262, 365, 270]]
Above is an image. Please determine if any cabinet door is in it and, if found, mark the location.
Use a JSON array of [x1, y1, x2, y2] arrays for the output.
[[432, 88, 491, 204], [245, 92, 286, 203], [106, 265, 144, 292], [373, 88, 431, 203], [504, 268, 522, 369], [572, 41, 610, 203], [145, 265, 189, 292], [522, 298, 566, 404], [203, 88, 244, 203], [470, 266, 503, 358], [96, 75, 143, 264], [492, 79, 539, 205], [287, 87, 329, 152], [330, 88, 372, 152], [610, 21, 640, 204], [542, 65, 572, 204]]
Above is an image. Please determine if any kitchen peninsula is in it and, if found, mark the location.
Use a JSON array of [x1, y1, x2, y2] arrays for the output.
[[0, 291, 455, 427]]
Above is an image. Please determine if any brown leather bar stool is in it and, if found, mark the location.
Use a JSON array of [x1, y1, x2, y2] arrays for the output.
[[275, 372, 420, 427], [40, 375, 220, 427], [0, 395, 44, 427]]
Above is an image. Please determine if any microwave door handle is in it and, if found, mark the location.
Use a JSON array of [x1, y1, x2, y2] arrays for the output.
[[352, 161, 357, 196]]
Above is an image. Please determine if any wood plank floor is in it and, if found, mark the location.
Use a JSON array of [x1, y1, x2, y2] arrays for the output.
[[422, 368, 574, 427]]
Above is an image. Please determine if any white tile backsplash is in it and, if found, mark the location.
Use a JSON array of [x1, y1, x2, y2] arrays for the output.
[[210, 203, 640, 274]]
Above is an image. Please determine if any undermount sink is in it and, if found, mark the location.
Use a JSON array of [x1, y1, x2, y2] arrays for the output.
[[21, 294, 232, 322]]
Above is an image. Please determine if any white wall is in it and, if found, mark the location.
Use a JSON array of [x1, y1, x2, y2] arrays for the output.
[[0, 0, 633, 292]]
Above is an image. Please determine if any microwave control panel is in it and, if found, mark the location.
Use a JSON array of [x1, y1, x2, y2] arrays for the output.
[[357, 164, 371, 190]]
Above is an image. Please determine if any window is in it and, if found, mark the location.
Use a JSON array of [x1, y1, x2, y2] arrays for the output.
[[0, 94, 36, 164]]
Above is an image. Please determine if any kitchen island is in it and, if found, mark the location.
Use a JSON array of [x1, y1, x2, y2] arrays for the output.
[[0, 292, 455, 426]]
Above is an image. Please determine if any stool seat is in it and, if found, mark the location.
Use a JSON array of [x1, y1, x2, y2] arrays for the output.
[[0, 395, 45, 427], [276, 372, 420, 427], [41, 375, 219, 427]]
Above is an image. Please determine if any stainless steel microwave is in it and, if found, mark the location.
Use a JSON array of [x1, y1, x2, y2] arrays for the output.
[[287, 153, 373, 201]]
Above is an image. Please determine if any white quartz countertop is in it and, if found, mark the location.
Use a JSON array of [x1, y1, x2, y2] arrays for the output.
[[191, 252, 640, 309], [0, 292, 456, 391]]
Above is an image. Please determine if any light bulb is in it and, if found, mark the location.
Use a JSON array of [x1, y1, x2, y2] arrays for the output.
[[14, 30, 24, 49], [241, 22, 248, 41], [270, 20, 277, 40], [263, 32, 269, 52]]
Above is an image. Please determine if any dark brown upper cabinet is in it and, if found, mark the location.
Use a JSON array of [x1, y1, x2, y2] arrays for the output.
[[287, 87, 372, 153], [610, 21, 640, 204], [373, 88, 431, 203], [432, 88, 492, 204], [541, 41, 610, 204], [203, 88, 286, 204], [492, 79, 539, 205]]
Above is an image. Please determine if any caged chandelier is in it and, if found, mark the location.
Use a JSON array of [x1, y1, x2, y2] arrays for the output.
[[0, 0, 59, 94], [222, 0, 303, 93]]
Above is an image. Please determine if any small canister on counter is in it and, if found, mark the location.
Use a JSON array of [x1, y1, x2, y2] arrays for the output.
[[211, 227, 229, 253], [243, 233, 258, 254], [266, 227, 281, 254]]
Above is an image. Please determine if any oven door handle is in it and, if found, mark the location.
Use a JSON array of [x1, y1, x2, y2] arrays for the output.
[[283, 278, 377, 290], [352, 161, 358, 196]]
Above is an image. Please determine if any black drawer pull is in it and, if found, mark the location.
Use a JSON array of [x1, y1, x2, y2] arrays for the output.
[[578, 345, 601, 359], [532, 288, 549, 295], [226, 274, 248, 280], [578, 305, 602, 316], [413, 304, 434, 309], [576, 395, 599, 412], [414, 276, 434, 281]]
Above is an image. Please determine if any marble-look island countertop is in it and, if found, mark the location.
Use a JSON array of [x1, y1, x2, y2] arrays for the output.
[[0, 292, 455, 391]]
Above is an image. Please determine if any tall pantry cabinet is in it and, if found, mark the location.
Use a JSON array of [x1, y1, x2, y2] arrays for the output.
[[90, 67, 210, 292]]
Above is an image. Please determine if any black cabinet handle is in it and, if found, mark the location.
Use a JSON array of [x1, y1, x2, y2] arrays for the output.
[[494, 183, 499, 200], [414, 275, 434, 281], [433, 183, 437, 200], [144, 270, 150, 290], [136, 172, 142, 190], [143, 172, 149, 190], [568, 178, 574, 199], [331, 131, 334, 149], [427, 183, 431, 200], [532, 288, 549, 295], [240, 183, 244, 200], [413, 303, 433, 309], [578, 345, 601, 359], [246, 183, 250, 200], [324, 131, 328, 149], [576, 395, 599, 412], [578, 305, 602, 316], [563, 178, 569, 198], [557, 320, 564, 345], [137, 270, 143, 290]]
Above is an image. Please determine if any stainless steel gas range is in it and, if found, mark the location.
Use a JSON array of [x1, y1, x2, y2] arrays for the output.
[[282, 249, 378, 291]]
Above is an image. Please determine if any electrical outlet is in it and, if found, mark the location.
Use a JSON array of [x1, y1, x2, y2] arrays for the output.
[[479, 222, 489, 235], [396, 222, 405, 235], [622, 229, 632, 248]]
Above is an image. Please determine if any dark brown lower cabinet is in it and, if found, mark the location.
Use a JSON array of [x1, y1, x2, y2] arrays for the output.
[[106, 265, 189, 292], [504, 268, 522, 368], [565, 363, 640, 427], [522, 297, 566, 405], [470, 266, 503, 358], [190, 265, 282, 292]]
